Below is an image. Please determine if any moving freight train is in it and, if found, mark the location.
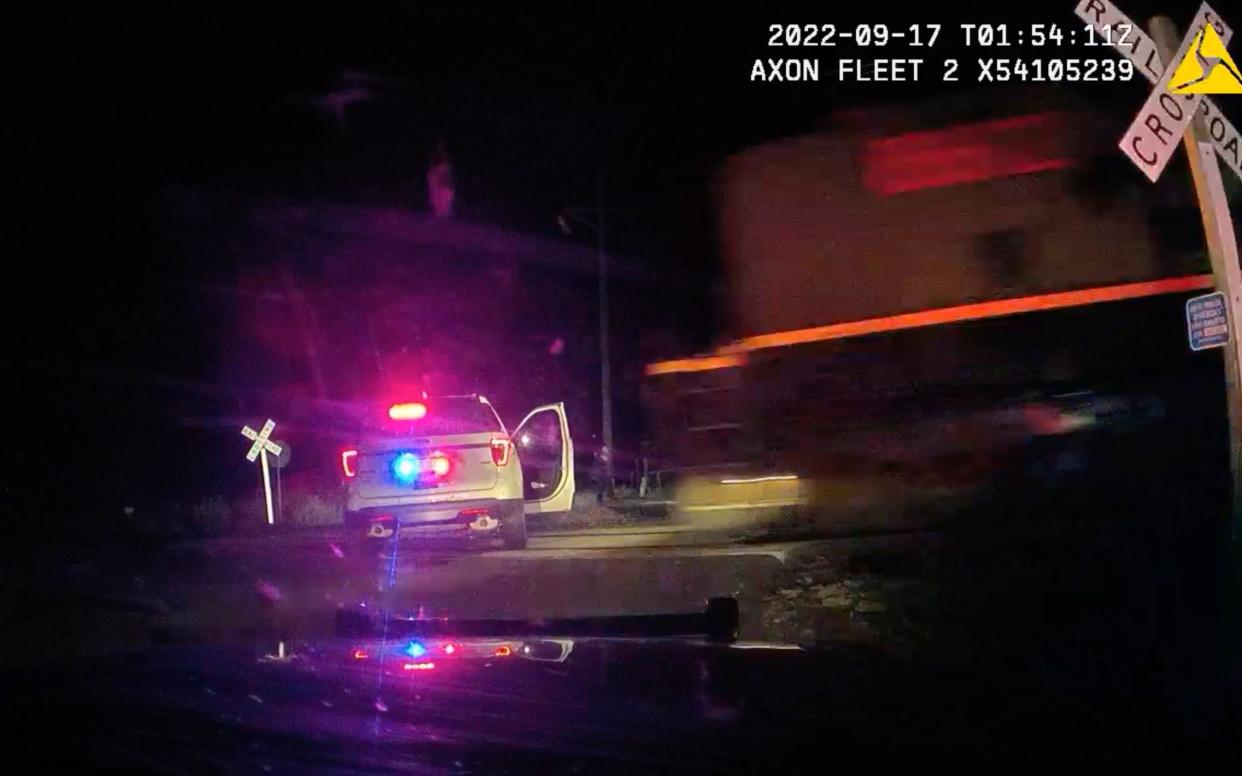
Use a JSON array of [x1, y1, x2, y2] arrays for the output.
[[644, 105, 1219, 529]]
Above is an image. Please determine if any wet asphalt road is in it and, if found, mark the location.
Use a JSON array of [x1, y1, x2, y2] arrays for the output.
[[2, 522, 809, 667], [5, 490, 1239, 747]]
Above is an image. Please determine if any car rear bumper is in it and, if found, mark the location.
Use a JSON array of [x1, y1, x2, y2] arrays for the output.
[[345, 498, 523, 539]]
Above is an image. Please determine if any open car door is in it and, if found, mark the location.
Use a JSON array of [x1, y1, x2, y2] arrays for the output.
[[513, 402, 575, 514]]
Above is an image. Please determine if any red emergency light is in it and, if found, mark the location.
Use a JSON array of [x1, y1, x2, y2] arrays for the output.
[[388, 402, 428, 421], [428, 452, 451, 477]]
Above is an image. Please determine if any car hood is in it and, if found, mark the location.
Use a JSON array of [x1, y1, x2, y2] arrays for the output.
[[4, 636, 1151, 772]]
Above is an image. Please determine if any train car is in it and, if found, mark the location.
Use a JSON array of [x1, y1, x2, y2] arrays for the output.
[[644, 105, 1220, 530]]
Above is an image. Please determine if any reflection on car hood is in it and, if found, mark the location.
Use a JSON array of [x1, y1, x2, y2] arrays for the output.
[[5, 636, 1139, 771]]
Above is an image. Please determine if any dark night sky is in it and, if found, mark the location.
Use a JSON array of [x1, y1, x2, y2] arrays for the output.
[[17, 2, 1223, 264], [19, 3, 1233, 272]]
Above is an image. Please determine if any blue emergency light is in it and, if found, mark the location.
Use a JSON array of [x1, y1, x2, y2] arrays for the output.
[[392, 452, 421, 484]]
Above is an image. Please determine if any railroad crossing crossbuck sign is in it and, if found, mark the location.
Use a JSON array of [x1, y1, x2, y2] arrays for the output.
[[1080, 1, 1242, 529], [1115, 3, 1232, 182], [1077, 0, 1242, 613], [242, 419, 282, 462], [1076, 1, 1242, 183], [1083, 1, 1242, 361], [241, 419, 283, 525]]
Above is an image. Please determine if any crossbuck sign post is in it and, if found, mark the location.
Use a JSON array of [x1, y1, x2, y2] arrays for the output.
[[1078, 0, 1242, 577], [241, 419, 284, 525]]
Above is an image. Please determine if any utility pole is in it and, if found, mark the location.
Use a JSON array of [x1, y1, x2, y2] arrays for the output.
[[597, 174, 615, 493], [1150, 14, 1242, 569], [560, 176, 616, 495]]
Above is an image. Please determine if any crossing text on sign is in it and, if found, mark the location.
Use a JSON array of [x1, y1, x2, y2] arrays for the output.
[[1117, 3, 1231, 182], [1077, 0, 1242, 182]]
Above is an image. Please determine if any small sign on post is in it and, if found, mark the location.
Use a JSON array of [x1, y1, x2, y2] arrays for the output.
[[1187, 291, 1231, 350], [241, 419, 284, 526]]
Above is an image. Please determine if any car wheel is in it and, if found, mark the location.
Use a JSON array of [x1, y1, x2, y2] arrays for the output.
[[501, 512, 527, 550]]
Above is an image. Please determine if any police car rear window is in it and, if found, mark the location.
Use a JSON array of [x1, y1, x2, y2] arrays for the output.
[[371, 398, 501, 437]]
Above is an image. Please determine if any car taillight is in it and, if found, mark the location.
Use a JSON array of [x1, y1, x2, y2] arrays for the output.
[[490, 435, 511, 466], [341, 449, 358, 478]]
